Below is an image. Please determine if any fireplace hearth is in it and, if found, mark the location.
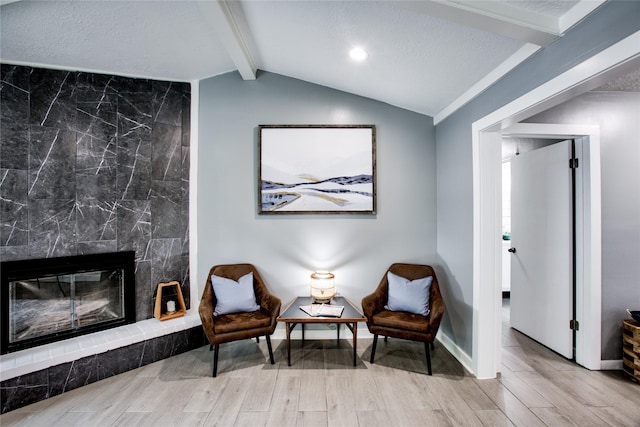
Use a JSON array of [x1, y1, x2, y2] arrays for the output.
[[1, 252, 136, 354]]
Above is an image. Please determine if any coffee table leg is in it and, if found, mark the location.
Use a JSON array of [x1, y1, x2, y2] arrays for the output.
[[337, 323, 340, 346], [286, 322, 292, 366], [353, 323, 357, 366]]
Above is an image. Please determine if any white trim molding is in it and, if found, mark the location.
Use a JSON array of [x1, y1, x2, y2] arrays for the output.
[[189, 79, 200, 309], [600, 359, 623, 371], [471, 30, 640, 379], [437, 330, 474, 376]]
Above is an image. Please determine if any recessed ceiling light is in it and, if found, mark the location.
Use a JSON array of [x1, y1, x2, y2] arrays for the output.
[[349, 47, 368, 61]]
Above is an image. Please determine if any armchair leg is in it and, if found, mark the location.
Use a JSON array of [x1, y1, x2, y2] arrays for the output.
[[266, 335, 275, 364], [424, 342, 432, 375], [212, 344, 220, 377], [370, 334, 379, 363]]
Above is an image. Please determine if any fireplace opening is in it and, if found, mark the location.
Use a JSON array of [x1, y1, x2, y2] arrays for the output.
[[1, 251, 136, 354]]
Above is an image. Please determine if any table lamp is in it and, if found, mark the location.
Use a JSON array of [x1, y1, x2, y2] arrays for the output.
[[310, 271, 335, 303]]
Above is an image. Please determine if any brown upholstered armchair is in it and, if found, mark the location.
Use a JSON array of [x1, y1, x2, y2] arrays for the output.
[[199, 264, 281, 377], [361, 263, 445, 375]]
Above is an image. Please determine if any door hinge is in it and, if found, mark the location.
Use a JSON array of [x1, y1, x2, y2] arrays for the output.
[[569, 158, 579, 169], [569, 319, 580, 331]]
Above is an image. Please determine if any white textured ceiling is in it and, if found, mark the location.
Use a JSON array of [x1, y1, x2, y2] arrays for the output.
[[240, 0, 522, 115], [0, 0, 605, 119], [594, 68, 640, 92], [0, 1, 234, 81], [498, 0, 578, 16]]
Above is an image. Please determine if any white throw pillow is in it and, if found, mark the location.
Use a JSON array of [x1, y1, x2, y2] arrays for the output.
[[385, 271, 432, 316], [211, 272, 260, 316]]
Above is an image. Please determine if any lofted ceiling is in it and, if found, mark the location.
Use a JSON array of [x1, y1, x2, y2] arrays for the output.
[[0, 0, 607, 122]]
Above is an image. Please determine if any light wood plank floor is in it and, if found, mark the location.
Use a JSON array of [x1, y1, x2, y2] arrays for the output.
[[2, 301, 639, 426]]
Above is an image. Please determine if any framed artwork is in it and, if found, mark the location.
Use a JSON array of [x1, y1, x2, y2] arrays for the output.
[[258, 125, 376, 214]]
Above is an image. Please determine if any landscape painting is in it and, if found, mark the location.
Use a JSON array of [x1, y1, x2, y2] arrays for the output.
[[259, 125, 376, 214]]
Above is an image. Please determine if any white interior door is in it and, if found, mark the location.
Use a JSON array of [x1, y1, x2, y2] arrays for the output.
[[510, 139, 573, 359]]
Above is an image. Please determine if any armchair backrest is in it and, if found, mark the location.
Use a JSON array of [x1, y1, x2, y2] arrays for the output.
[[203, 263, 271, 310], [370, 263, 445, 325], [198, 264, 282, 364]]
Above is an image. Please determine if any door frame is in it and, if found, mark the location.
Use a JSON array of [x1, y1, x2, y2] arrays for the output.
[[502, 126, 599, 366], [471, 30, 640, 379]]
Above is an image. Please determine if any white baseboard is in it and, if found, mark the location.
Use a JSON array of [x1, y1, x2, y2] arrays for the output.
[[600, 359, 623, 370], [437, 330, 474, 376]]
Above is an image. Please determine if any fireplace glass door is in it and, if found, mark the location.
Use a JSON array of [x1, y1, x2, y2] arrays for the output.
[[1, 251, 135, 354], [9, 269, 125, 345]]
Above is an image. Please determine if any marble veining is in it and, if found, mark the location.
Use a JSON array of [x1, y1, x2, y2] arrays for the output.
[[150, 238, 182, 296], [0, 68, 29, 126], [28, 126, 77, 199], [116, 200, 151, 261], [152, 122, 182, 181], [0, 169, 28, 246], [1, 66, 192, 413], [30, 69, 77, 131], [153, 81, 183, 127], [76, 99, 117, 181], [0, 64, 191, 352], [117, 134, 152, 201], [38, 72, 72, 127], [76, 199, 118, 241], [0, 122, 29, 169], [29, 199, 77, 258]]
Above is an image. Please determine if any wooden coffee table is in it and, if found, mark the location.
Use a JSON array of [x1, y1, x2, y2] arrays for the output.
[[278, 296, 366, 366]]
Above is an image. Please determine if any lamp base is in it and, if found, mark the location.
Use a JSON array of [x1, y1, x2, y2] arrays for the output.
[[311, 296, 333, 304]]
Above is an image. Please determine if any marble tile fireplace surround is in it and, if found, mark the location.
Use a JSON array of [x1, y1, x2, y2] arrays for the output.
[[0, 65, 203, 413]]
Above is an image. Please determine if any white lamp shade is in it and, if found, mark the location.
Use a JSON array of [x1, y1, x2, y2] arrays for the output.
[[310, 271, 335, 303]]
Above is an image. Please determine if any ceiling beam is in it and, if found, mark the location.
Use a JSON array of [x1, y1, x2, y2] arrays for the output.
[[435, 43, 541, 125], [395, 0, 561, 47], [198, 0, 256, 80], [559, 0, 607, 33]]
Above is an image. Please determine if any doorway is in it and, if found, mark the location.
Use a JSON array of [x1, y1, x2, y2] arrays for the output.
[[503, 137, 581, 361], [473, 122, 601, 378]]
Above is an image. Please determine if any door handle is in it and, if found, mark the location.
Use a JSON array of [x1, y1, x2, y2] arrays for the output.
[[508, 247, 516, 253]]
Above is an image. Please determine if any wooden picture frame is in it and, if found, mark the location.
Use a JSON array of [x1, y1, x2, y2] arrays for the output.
[[258, 125, 376, 214]]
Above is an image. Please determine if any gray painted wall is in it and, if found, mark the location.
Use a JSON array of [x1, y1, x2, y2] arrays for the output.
[[524, 91, 640, 360], [436, 0, 640, 358], [198, 71, 436, 311]]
